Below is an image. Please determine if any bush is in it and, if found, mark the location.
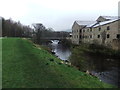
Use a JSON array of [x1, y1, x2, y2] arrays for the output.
[[69, 46, 89, 71], [88, 44, 120, 58]]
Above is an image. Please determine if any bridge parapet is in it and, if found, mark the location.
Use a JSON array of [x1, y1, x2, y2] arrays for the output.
[[40, 37, 65, 40]]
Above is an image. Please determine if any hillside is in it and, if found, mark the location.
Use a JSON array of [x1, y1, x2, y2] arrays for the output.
[[2, 38, 115, 88]]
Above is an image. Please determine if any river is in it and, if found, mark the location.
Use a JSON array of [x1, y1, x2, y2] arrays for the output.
[[48, 40, 71, 60], [45, 40, 119, 87]]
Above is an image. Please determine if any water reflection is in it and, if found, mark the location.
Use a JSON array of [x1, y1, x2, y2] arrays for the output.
[[50, 40, 71, 60], [88, 56, 119, 87]]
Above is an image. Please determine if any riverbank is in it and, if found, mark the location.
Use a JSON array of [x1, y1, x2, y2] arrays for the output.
[[69, 43, 120, 87], [2, 38, 116, 88]]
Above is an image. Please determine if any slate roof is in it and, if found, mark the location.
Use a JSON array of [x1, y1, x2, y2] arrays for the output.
[[76, 21, 96, 26], [86, 21, 98, 27], [93, 19, 119, 27], [101, 16, 118, 20], [75, 16, 119, 28]]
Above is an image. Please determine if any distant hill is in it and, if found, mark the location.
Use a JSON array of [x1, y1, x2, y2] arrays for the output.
[[57, 29, 72, 32], [64, 29, 72, 32]]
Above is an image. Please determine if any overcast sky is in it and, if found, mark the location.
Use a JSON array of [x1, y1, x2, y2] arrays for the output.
[[0, 0, 119, 31]]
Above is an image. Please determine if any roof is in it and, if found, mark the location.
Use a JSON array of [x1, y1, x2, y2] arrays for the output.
[[75, 21, 96, 26], [74, 16, 119, 28], [101, 16, 118, 20], [86, 21, 98, 27], [93, 18, 119, 27]]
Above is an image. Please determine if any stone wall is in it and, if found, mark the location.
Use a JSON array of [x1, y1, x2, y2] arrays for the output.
[[72, 22, 83, 45], [111, 39, 120, 50]]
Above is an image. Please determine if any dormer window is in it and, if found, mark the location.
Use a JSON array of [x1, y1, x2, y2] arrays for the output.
[[97, 21, 101, 23]]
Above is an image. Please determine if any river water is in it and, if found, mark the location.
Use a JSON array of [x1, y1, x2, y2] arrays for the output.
[[48, 40, 71, 60], [46, 40, 119, 87]]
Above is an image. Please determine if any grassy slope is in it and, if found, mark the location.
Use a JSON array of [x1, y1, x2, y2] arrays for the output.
[[2, 38, 115, 88], [0, 38, 2, 89]]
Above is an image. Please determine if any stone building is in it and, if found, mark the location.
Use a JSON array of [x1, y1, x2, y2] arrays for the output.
[[72, 16, 120, 49], [72, 20, 96, 44]]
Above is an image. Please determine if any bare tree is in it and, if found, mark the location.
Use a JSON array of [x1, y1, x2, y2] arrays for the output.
[[32, 23, 46, 44], [2, 18, 32, 37]]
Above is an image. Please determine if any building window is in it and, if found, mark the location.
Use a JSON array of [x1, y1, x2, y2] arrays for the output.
[[116, 34, 120, 39], [83, 29, 85, 32], [98, 35, 100, 38], [82, 36, 84, 38], [107, 34, 110, 38], [80, 29, 82, 33], [107, 26, 110, 30], [90, 28, 92, 32], [80, 35, 82, 39], [77, 35, 78, 38], [88, 29, 89, 32], [77, 30, 79, 32], [99, 27, 101, 31], [90, 35, 92, 38]]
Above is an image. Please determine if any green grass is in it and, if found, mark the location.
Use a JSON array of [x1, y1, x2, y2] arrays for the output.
[[0, 38, 2, 89], [2, 38, 115, 88]]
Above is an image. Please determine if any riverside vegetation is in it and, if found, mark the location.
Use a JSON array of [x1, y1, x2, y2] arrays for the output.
[[2, 38, 116, 88], [69, 43, 120, 72]]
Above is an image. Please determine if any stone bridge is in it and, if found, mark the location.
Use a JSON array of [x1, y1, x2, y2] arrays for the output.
[[40, 37, 65, 40]]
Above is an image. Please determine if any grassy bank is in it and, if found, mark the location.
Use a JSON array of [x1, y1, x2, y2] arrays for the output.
[[0, 38, 2, 89], [2, 38, 115, 88]]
